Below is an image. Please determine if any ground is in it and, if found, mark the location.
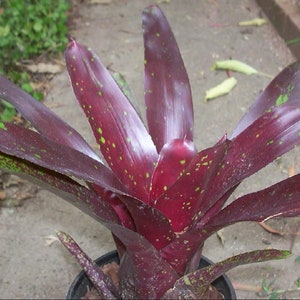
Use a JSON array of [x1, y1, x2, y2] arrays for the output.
[[0, 0, 300, 299]]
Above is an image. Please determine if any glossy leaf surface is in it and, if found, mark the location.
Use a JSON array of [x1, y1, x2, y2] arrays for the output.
[[0, 122, 123, 193], [150, 139, 197, 203], [65, 38, 158, 202], [0, 152, 120, 224], [120, 195, 175, 249], [232, 61, 300, 138], [143, 5, 193, 152], [199, 104, 300, 220], [154, 140, 229, 232]]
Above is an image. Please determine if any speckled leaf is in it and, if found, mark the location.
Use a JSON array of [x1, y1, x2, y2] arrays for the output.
[[150, 139, 197, 203], [143, 5, 194, 152], [154, 140, 229, 232], [0, 152, 120, 224], [163, 282, 223, 299], [57, 231, 118, 299], [199, 104, 300, 220], [164, 249, 290, 299], [159, 230, 208, 275], [196, 184, 239, 227], [0, 122, 124, 194], [0, 75, 100, 162], [65, 39, 158, 202], [106, 224, 179, 299], [119, 195, 175, 249], [206, 173, 300, 228], [232, 61, 300, 138]]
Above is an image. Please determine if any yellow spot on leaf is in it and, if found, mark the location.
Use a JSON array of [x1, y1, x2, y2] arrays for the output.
[[183, 275, 192, 286]]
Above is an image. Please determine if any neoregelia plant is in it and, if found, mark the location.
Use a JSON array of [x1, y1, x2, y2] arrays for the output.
[[1, 4, 300, 299]]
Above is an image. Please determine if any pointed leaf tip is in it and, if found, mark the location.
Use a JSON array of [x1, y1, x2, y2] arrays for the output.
[[65, 39, 158, 202], [166, 249, 291, 298], [150, 139, 197, 202], [143, 5, 194, 151], [68, 36, 76, 43], [57, 231, 118, 299], [232, 61, 300, 138]]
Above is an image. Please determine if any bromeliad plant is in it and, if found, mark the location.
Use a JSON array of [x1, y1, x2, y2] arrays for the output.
[[1, 4, 300, 299]]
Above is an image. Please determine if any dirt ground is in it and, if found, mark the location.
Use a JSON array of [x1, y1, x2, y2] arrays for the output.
[[1, 0, 300, 299]]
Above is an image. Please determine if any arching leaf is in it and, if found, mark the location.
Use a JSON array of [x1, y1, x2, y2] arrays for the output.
[[0, 75, 100, 161], [143, 5, 193, 151], [65, 39, 158, 202]]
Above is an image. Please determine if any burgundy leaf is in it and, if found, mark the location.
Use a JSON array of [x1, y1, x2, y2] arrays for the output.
[[159, 230, 207, 275], [154, 140, 229, 232], [164, 249, 291, 299], [199, 104, 300, 220], [196, 184, 239, 228], [0, 122, 124, 194], [0, 76, 100, 162], [143, 5, 194, 152], [88, 184, 135, 230], [105, 224, 179, 299], [160, 176, 297, 276], [119, 195, 175, 249], [232, 61, 300, 138], [65, 39, 158, 202], [205, 173, 300, 229], [150, 139, 197, 202], [160, 173, 300, 276], [57, 231, 118, 299], [166, 171, 300, 273], [0, 152, 121, 225]]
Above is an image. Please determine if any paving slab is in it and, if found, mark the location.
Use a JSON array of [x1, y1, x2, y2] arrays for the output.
[[0, 0, 299, 299], [257, 0, 300, 59]]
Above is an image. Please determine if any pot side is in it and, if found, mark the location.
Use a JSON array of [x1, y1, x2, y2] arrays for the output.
[[66, 250, 236, 299]]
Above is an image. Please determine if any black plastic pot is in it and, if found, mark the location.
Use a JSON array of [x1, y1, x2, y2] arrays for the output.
[[66, 250, 236, 299]]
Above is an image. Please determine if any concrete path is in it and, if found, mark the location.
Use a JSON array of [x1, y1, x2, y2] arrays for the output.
[[0, 1, 299, 298]]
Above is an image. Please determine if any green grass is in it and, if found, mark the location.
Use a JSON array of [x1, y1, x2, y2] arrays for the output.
[[0, 0, 70, 121]]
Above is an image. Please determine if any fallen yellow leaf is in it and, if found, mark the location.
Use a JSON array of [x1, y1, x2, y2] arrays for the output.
[[238, 18, 267, 27], [205, 77, 237, 101]]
